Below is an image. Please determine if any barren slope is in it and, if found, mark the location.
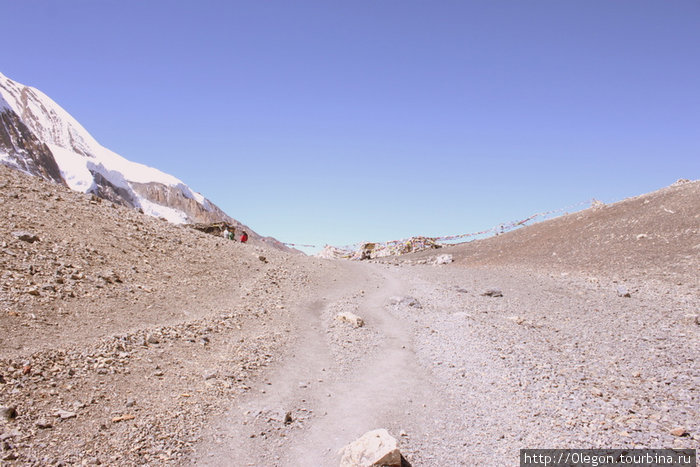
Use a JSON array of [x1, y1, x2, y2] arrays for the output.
[[0, 164, 343, 464], [408, 180, 699, 282]]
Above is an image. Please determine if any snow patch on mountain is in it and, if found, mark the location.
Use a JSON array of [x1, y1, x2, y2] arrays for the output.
[[46, 144, 93, 191], [138, 196, 190, 224]]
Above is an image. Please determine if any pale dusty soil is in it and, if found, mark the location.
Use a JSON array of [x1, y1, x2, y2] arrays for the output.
[[1, 166, 698, 466]]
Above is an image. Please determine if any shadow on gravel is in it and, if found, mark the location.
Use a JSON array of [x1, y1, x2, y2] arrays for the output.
[[401, 454, 413, 467]]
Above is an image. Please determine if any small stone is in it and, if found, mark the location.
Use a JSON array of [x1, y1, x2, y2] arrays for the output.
[[0, 406, 17, 421], [258, 256, 268, 263], [434, 254, 453, 265], [54, 409, 76, 420], [590, 387, 603, 397], [616, 286, 631, 298], [481, 288, 503, 297], [203, 369, 217, 381], [670, 427, 688, 437], [0, 430, 20, 441], [335, 312, 365, 328], [388, 296, 422, 308], [146, 334, 159, 344], [284, 412, 293, 425], [72, 401, 85, 410], [36, 418, 53, 429], [12, 231, 39, 243], [125, 399, 136, 408], [111, 414, 135, 423]]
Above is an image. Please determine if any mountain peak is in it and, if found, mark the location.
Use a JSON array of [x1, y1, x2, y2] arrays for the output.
[[0, 71, 283, 248]]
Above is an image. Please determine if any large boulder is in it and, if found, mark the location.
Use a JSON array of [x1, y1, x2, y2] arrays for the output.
[[338, 429, 402, 467]]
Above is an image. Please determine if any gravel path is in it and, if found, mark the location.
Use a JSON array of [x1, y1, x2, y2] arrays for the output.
[[193, 261, 698, 466]]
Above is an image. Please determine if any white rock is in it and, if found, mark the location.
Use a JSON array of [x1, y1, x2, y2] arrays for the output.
[[434, 254, 453, 265], [338, 429, 402, 467], [335, 312, 364, 328]]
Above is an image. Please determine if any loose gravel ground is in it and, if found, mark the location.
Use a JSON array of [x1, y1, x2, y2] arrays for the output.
[[195, 260, 698, 466]]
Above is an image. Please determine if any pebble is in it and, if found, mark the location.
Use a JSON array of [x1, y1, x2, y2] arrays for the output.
[[669, 427, 688, 437], [146, 335, 160, 344], [1, 406, 17, 421], [35, 418, 53, 429], [11, 231, 39, 243], [481, 288, 503, 297], [54, 409, 76, 420]]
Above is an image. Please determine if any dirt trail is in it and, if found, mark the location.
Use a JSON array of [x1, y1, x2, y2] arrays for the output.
[[280, 266, 429, 465], [195, 263, 446, 466]]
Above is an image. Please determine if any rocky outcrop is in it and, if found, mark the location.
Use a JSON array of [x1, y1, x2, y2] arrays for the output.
[[90, 171, 138, 207], [130, 181, 228, 224], [0, 104, 64, 185]]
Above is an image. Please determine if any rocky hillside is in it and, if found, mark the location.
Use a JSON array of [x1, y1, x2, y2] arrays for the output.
[[0, 163, 338, 464], [0, 72, 283, 249]]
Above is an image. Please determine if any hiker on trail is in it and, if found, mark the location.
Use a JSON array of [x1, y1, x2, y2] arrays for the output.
[[222, 227, 230, 239], [240, 231, 248, 243], [228, 227, 235, 241]]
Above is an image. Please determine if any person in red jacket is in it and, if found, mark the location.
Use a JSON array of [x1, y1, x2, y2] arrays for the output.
[[240, 231, 248, 243]]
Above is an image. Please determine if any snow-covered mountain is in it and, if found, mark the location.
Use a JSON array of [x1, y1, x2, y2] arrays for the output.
[[0, 72, 291, 250], [0, 71, 231, 225]]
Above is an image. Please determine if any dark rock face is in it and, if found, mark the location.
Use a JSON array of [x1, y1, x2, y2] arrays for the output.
[[130, 181, 227, 224], [89, 170, 138, 207], [0, 108, 65, 185]]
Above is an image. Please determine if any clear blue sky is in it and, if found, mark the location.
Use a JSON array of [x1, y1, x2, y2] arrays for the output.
[[3, 1, 699, 252]]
